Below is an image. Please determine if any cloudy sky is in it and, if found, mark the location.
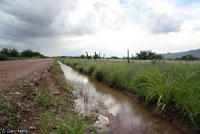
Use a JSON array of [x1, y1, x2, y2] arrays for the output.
[[0, 0, 200, 57]]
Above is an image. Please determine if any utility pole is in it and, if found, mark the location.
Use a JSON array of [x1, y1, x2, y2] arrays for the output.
[[99, 52, 100, 59], [127, 49, 129, 63]]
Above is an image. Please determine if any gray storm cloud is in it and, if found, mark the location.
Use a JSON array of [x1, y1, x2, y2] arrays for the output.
[[0, 0, 126, 56], [145, 12, 183, 34], [0, 0, 124, 42], [0, 0, 97, 42], [0, 0, 199, 56], [0, 0, 64, 41]]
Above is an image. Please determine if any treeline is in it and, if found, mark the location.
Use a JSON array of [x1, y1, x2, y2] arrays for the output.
[[74, 50, 163, 60], [0, 48, 45, 61], [58, 50, 199, 61], [77, 50, 198, 61]]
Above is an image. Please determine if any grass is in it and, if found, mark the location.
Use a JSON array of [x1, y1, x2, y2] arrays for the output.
[[0, 56, 46, 61], [5, 106, 20, 128], [0, 99, 6, 112], [36, 89, 59, 109], [59, 58, 200, 128], [7, 57, 41, 60], [40, 112, 97, 134]]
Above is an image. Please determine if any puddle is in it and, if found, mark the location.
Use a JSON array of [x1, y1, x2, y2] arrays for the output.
[[59, 61, 187, 134]]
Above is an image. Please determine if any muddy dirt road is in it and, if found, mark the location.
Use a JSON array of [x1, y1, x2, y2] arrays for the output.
[[0, 59, 53, 90]]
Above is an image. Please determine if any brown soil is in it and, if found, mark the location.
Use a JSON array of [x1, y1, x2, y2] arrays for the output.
[[0, 59, 54, 133], [0, 58, 77, 133], [0, 59, 53, 90]]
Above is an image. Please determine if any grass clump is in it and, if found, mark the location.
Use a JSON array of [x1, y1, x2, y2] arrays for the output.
[[60, 58, 200, 128], [94, 69, 105, 81], [5, 106, 20, 128], [40, 112, 97, 134], [36, 89, 59, 109], [88, 65, 96, 75]]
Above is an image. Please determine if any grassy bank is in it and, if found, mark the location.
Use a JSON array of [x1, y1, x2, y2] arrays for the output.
[[60, 58, 200, 128], [0, 59, 97, 134], [39, 59, 97, 134]]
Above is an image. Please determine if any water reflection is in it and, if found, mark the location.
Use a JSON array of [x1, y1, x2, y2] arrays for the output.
[[59, 61, 185, 134]]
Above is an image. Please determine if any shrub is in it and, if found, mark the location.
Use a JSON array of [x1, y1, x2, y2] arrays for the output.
[[180, 55, 198, 61], [0, 54, 8, 61]]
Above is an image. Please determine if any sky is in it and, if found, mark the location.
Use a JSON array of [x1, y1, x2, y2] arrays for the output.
[[0, 0, 200, 57]]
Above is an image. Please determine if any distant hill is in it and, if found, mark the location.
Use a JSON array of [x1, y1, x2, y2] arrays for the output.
[[161, 49, 200, 59]]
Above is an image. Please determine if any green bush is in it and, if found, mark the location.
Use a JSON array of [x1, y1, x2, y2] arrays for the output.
[[0, 54, 8, 61]]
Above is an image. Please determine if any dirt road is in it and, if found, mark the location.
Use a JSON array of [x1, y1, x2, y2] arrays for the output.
[[0, 58, 53, 90]]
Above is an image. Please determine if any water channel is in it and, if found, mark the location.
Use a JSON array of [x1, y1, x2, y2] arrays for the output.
[[59, 61, 187, 134]]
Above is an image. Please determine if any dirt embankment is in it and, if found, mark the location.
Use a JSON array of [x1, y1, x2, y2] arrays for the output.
[[0, 59, 53, 90], [0, 59, 54, 131]]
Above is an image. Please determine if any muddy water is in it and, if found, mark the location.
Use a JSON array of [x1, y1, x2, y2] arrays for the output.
[[59, 62, 186, 134]]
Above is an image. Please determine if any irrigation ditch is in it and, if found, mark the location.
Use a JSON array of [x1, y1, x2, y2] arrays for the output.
[[58, 60, 197, 134]]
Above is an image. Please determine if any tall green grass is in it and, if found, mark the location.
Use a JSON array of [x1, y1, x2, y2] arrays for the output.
[[60, 58, 200, 127]]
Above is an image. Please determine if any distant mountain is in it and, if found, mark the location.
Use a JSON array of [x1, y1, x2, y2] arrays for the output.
[[161, 49, 200, 59]]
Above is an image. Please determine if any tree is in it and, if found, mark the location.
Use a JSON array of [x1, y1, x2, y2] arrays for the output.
[[0, 48, 10, 56], [10, 48, 19, 57], [80, 55, 85, 58], [21, 49, 34, 57], [0, 48, 19, 57], [93, 52, 99, 59], [110, 56, 119, 59], [136, 51, 149, 60], [135, 50, 163, 60], [21, 49, 44, 57], [33, 52, 44, 57], [180, 55, 198, 61]]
